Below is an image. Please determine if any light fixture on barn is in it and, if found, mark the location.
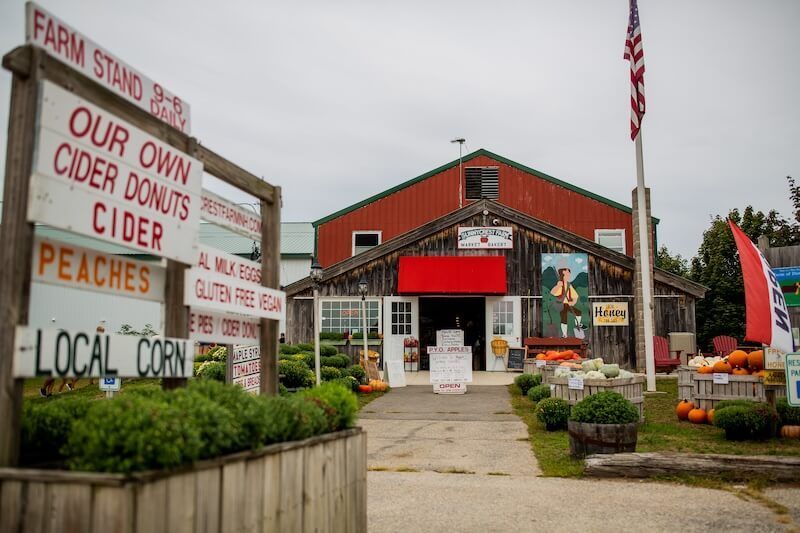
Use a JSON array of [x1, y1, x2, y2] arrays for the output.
[[358, 275, 369, 368], [451, 138, 466, 208], [310, 259, 324, 386]]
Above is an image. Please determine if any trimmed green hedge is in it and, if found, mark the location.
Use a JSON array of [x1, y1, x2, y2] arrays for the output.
[[570, 391, 639, 425], [713, 402, 778, 441], [515, 374, 541, 396], [527, 384, 551, 403], [26, 380, 359, 474]]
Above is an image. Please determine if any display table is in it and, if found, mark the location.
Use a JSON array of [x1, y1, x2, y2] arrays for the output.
[[524, 337, 589, 359]]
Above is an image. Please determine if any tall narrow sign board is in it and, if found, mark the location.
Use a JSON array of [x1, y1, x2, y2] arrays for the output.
[[29, 82, 203, 263], [26, 2, 192, 132]]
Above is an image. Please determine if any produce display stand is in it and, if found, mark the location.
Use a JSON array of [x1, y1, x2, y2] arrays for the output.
[[548, 375, 645, 421], [523, 359, 587, 384], [403, 346, 419, 372], [524, 337, 589, 359], [676, 366, 786, 410]]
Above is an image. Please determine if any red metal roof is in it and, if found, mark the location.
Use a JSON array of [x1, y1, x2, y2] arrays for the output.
[[397, 256, 507, 295]]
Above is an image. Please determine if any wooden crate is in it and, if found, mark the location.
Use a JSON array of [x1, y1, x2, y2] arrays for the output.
[[677, 366, 786, 410], [548, 375, 645, 421], [523, 359, 586, 385]]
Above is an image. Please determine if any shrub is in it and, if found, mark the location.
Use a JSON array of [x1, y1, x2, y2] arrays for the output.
[[207, 346, 227, 361], [320, 344, 339, 356], [713, 403, 779, 440], [195, 360, 226, 381], [321, 366, 342, 381], [170, 388, 239, 459], [286, 395, 329, 440], [320, 355, 349, 369], [280, 344, 301, 355], [527, 384, 551, 403], [319, 332, 344, 341], [714, 399, 757, 411], [22, 398, 91, 463], [297, 352, 316, 368], [279, 360, 314, 388], [302, 382, 359, 431], [278, 352, 296, 361], [351, 332, 380, 339], [343, 365, 366, 383], [333, 376, 360, 392], [278, 383, 289, 396], [184, 380, 263, 449], [296, 343, 314, 351], [536, 398, 570, 431], [777, 397, 800, 426], [64, 395, 202, 473], [194, 353, 211, 363], [570, 392, 639, 425], [515, 374, 541, 396]]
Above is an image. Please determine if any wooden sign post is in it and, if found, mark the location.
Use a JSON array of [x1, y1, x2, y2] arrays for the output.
[[1, 28, 282, 465]]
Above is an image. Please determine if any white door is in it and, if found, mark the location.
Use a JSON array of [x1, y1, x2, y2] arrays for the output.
[[383, 297, 419, 368], [485, 296, 522, 371]]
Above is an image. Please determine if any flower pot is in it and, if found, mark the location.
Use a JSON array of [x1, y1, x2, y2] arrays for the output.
[[567, 420, 638, 458]]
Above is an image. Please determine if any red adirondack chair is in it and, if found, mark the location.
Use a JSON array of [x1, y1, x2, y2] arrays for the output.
[[654, 335, 681, 372], [712, 335, 738, 357]]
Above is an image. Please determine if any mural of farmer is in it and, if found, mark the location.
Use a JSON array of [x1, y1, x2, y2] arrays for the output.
[[541, 253, 590, 339]]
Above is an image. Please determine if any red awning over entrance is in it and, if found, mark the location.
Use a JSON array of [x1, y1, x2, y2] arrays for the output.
[[397, 256, 507, 295]]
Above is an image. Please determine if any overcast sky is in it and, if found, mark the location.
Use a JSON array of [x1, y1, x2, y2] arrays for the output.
[[1, 0, 797, 260]]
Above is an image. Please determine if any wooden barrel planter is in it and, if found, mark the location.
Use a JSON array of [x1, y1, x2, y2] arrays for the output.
[[568, 421, 638, 459], [0, 428, 367, 533]]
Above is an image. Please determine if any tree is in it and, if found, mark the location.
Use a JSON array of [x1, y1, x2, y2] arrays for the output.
[[656, 246, 689, 277], [689, 206, 800, 350]]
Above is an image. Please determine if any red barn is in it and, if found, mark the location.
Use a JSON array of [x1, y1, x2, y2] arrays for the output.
[[314, 149, 652, 267], [286, 149, 702, 373]]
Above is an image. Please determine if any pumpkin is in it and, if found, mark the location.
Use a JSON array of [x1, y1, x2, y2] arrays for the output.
[[732, 367, 750, 375], [358, 385, 373, 393], [688, 408, 707, 424], [727, 350, 748, 369], [535, 353, 546, 360], [676, 400, 694, 420], [747, 350, 764, 371], [752, 369, 766, 378], [698, 365, 714, 374], [712, 361, 732, 374], [781, 425, 800, 438], [707, 409, 715, 425]]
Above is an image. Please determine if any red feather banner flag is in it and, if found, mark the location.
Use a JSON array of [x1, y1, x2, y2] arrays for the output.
[[728, 219, 794, 353]]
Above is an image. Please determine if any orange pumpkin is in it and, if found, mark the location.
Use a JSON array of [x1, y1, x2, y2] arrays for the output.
[[688, 408, 707, 424], [676, 399, 694, 420], [732, 367, 750, 375], [712, 361, 732, 374], [535, 353, 546, 360], [707, 409, 715, 425], [748, 350, 764, 371], [727, 350, 748, 369], [358, 385, 373, 394], [781, 425, 800, 438], [698, 365, 714, 374], [752, 369, 766, 378]]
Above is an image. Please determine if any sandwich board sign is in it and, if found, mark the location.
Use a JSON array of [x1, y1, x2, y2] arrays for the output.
[[384, 359, 406, 388]]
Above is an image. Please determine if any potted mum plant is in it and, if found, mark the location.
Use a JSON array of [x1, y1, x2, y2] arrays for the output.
[[567, 391, 639, 458]]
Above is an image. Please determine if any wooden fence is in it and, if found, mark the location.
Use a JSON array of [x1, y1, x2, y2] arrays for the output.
[[0, 428, 366, 533]]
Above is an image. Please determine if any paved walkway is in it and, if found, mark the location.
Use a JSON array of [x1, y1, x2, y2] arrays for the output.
[[361, 385, 800, 532]]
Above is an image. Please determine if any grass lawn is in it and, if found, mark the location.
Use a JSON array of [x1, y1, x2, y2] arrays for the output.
[[510, 378, 800, 477], [23, 377, 162, 404], [357, 390, 386, 410]]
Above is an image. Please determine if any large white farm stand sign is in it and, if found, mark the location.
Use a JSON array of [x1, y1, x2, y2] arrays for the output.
[[26, 2, 192, 133], [29, 82, 202, 263], [0, 4, 283, 467]]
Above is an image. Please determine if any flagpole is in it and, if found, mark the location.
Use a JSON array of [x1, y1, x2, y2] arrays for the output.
[[635, 130, 656, 392]]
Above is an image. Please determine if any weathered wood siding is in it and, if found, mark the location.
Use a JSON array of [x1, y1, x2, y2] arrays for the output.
[[0, 429, 366, 533], [288, 210, 700, 368]]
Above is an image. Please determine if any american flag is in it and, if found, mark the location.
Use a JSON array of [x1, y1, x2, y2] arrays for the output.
[[624, 0, 645, 140]]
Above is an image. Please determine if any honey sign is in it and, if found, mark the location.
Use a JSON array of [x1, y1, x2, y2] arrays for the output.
[[592, 302, 629, 326]]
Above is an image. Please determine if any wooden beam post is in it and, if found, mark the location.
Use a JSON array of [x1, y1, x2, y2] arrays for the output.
[[260, 189, 282, 395], [162, 260, 188, 390], [0, 47, 41, 466]]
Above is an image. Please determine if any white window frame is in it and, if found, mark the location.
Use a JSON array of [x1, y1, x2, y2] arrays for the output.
[[351, 230, 382, 256], [319, 297, 382, 335], [594, 229, 626, 254]]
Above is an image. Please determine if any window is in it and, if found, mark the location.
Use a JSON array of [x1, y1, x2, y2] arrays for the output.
[[391, 301, 412, 335], [465, 167, 499, 200], [321, 299, 380, 333], [492, 300, 514, 335], [352, 231, 381, 256], [595, 229, 626, 254]]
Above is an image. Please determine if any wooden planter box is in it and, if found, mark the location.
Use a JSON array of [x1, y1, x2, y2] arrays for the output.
[[523, 359, 586, 384], [677, 366, 786, 410], [549, 375, 645, 421], [0, 428, 366, 533]]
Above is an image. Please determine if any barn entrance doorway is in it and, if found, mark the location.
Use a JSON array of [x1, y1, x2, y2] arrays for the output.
[[419, 297, 485, 371]]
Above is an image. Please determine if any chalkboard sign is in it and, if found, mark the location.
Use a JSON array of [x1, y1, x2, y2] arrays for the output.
[[507, 347, 525, 371]]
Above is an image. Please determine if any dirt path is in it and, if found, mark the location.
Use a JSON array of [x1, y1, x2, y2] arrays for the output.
[[360, 385, 800, 532]]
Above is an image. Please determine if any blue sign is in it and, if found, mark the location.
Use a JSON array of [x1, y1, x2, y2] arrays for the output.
[[99, 377, 121, 392]]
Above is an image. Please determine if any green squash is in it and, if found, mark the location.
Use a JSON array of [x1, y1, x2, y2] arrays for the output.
[[600, 364, 620, 378]]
